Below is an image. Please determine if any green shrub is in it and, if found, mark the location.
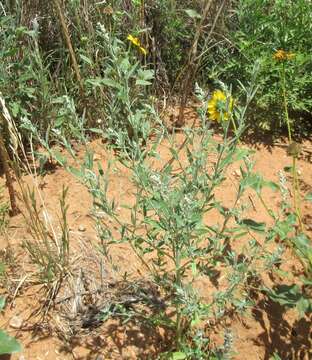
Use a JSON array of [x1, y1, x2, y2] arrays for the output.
[[199, 0, 312, 134]]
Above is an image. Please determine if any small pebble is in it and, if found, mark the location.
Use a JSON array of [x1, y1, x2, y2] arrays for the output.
[[95, 356, 105, 360], [10, 315, 23, 329], [232, 169, 240, 178], [78, 225, 86, 232]]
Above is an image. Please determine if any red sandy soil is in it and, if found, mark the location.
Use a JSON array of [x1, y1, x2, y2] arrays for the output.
[[0, 124, 311, 360]]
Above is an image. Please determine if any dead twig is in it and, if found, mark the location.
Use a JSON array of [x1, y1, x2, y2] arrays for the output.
[[52, 0, 84, 93], [176, 0, 227, 127], [0, 95, 19, 216]]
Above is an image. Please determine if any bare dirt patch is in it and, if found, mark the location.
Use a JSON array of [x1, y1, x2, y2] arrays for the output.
[[0, 129, 311, 360]]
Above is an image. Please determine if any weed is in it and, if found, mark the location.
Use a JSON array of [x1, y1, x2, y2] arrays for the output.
[[19, 184, 70, 292], [0, 297, 22, 355], [65, 77, 268, 356]]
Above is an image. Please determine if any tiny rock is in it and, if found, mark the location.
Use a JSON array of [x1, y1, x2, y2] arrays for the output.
[[122, 347, 137, 359], [78, 225, 86, 232], [232, 169, 240, 178], [10, 315, 23, 329], [93, 153, 101, 161], [95, 356, 105, 360]]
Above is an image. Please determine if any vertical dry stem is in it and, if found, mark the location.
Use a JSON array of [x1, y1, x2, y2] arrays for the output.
[[176, 0, 226, 127], [176, 0, 213, 127], [52, 0, 84, 93], [0, 133, 19, 216]]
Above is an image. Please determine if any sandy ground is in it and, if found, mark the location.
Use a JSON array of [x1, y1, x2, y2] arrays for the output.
[[0, 123, 311, 360]]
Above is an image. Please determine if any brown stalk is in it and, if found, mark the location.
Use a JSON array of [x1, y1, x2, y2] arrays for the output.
[[52, 0, 84, 93], [0, 126, 19, 216], [176, 0, 226, 127], [0, 93, 20, 216]]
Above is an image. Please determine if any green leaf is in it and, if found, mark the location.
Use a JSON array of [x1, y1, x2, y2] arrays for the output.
[[234, 148, 251, 160], [184, 9, 201, 19], [89, 128, 103, 134], [264, 181, 280, 191], [267, 285, 299, 305], [11, 102, 20, 117], [53, 151, 67, 167], [79, 54, 93, 66], [85, 77, 104, 87], [0, 297, 5, 311], [242, 173, 264, 194], [270, 353, 282, 360], [284, 166, 293, 173], [296, 297, 311, 318], [54, 116, 64, 128], [102, 78, 122, 90], [0, 330, 22, 355], [139, 69, 154, 81], [136, 79, 152, 86], [0, 262, 5, 276], [240, 218, 266, 233], [67, 166, 83, 179], [170, 352, 187, 360], [304, 192, 312, 202], [191, 262, 197, 277]]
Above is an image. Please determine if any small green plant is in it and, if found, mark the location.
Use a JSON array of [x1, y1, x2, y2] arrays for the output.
[[85, 24, 156, 158], [273, 48, 303, 231], [66, 76, 267, 357], [19, 184, 70, 288], [0, 297, 22, 355]]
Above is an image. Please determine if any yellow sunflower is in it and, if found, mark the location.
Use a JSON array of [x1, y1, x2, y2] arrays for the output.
[[207, 90, 233, 122], [127, 34, 140, 46], [273, 49, 295, 61], [127, 34, 147, 55]]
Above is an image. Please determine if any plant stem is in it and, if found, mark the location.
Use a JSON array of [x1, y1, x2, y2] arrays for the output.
[[281, 65, 292, 142], [292, 156, 303, 230], [258, 193, 276, 220], [174, 248, 183, 348], [0, 135, 19, 216], [52, 0, 84, 93], [280, 64, 303, 231], [176, 0, 214, 127]]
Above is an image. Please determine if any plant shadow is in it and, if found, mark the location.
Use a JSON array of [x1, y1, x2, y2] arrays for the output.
[[60, 318, 172, 359], [251, 297, 311, 360]]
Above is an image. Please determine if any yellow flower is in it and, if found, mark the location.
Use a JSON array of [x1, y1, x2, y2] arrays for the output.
[[273, 49, 295, 61], [139, 46, 147, 56], [127, 34, 140, 47], [127, 34, 147, 56], [286, 52, 295, 60], [207, 90, 233, 122]]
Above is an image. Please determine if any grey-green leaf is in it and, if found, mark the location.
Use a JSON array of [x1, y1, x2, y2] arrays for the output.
[[240, 218, 266, 232], [0, 297, 5, 311], [170, 352, 187, 360], [184, 9, 201, 19], [304, 192, 312, 202], [0, 330, 22, 355]]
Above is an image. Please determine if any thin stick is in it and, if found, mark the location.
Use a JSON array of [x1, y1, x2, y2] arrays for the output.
[[0, 135, 19, 215], [52, 0, 84, 93], [176, 0, 226, 127], [0, 96, 19, 215]]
